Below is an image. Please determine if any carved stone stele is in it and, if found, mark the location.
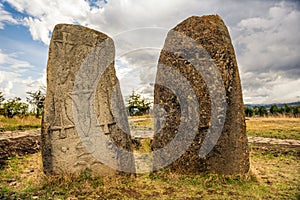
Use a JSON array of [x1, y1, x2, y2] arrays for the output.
[[42, 24, 134, 175], [151, 15, 249, 174]]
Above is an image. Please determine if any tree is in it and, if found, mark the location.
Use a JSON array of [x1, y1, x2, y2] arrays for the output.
[[253, 106, 268, 117], [284, 104, 291, 114], [258, 106, 268, 117], [126, 90, 151, 116], [244, 106, 254, 117], [253, 106, 259, 116], [277, 107, 284, 114], [3, 97, 29, 118], [270, 104, 279, 115], [0, 91, 4, 104], [291, 106, 300, 118], [26, 89, 46, 118], [0, 91, 4, 116]]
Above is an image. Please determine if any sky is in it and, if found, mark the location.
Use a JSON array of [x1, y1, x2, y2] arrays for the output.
[[0, 0, 299, 104]]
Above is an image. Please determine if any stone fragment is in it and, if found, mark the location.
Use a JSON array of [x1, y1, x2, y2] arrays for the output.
[[151, 15, 249, 174]]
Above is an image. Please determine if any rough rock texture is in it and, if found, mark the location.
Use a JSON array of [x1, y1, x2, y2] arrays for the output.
[[151, 15, 249, 174], [42, 24, 134, 175], [0, 130, 40, 165]]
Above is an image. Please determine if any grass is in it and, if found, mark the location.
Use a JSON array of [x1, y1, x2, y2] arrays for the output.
[[130, 118, 153, 130], [0, 115, 41, 132], [129, 115, 153, 130], [0, 116, 299, 199], [246, 117, 300, 140], [129, 116, 300, 140], [0, 146, 299, 199], [132, 138, 152, 153], [1, 115, 299, 140]]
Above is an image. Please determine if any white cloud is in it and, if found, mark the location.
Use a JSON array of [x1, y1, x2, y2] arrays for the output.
[[3, 0, 220, 44], [0, 49, 45, 100], [268, 78, 300, 103], [1, 0, 300, 104], [235, 2, 300, 103], [5, 0, 93, 44], [242, 71, 300, 104], [235, 2, 300, 72], [0, 49, 33, 71], [0, 71, 14, 93], [0, 3, 17, 29], [243, 68, 300, 102], [0, 70, 45, 101]]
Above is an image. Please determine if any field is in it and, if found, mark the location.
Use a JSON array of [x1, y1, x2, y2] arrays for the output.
[[0, 116, 299, 199], [246, 117, 300, 140], [0, 116, 41, 132]]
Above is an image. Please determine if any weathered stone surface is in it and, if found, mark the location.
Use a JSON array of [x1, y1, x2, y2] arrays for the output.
[[42, 24, 134, 175], [151, 15, 249, 174], [0, 130, 40, 165]]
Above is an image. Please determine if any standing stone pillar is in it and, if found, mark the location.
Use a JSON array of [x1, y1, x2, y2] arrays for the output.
[[151, 15, 249, 174], [42, 24, 135, 175]]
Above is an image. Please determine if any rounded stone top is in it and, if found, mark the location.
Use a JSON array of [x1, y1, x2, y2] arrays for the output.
[[53, 23, 110, 39], [50, 24, 112, 48]]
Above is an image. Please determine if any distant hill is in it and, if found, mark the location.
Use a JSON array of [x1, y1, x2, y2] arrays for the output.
[[245, 101, 300, 108]]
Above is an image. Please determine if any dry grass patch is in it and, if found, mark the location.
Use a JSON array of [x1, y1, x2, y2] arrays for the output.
[[129, 115, 154, 130], [129, 116, 300, 140], [0, 115, 41, 131], [246, 117, 300, 140]]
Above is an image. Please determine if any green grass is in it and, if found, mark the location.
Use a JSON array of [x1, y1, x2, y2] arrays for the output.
[[246, 117, 300, 140], [0, 115, 41, 131], [0, 146, 299, 199]]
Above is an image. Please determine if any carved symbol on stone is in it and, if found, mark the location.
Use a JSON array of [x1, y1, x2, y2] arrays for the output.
[[49, 89, 75, 139], [49, 32, 77, 139], [96, 80, 116, 135], [97, 104, 116, 134], [50, 116, 75, 139], [98, 117, 116, 135], [72, 90, 93, 137], [54, 32, 76, 84], [54, 32, 76, 53]]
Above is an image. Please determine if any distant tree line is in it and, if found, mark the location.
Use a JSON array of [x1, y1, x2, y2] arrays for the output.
[[0, 88, 45, 118], [2, 88, 299, 118], [244, 104, 300, 118]]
